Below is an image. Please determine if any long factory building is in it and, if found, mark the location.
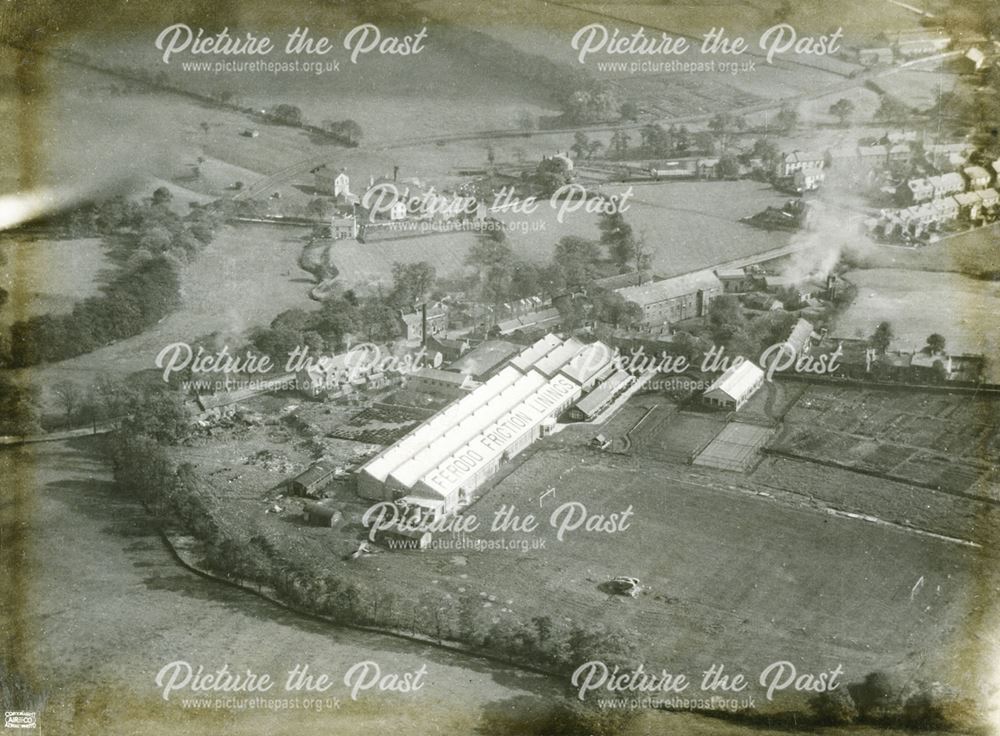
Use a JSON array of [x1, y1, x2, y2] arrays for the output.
[[357, 335, 614, 516]]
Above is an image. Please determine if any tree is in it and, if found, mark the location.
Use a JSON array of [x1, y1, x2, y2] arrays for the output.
[[52, 380, 84, 424], [360, 297, 400, 342], [597, 211, 649, 274], [570, 131, 589, 160], [828, 98, 856, 126], [809, 688, 858, 725], [0, 376, 39, 436], [121, 389, 192, 445], [776, 104, 799, 133], [467, 230, 515, 309], [151, 186, 173, 206], [875, 94, 910, 122], [269, 104, 303, 126], [852, 671, 903, 722], [869, 321, 893, 354], [587, 140, 603, 160], [552, 236, 602, 288], [752, 137, 780, 171], [924, 333, 946, 354], [708, 112, 736, 150], [717, 152, 740, 179], [619, 101, 639, 121], [324, 119, 363, 145], [390, 261, 437, 307]]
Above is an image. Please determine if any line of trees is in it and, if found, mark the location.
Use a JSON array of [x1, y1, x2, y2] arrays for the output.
[[105, 408, 641, 679], [808, 671, 981, 731], [3, 195, 223, 368]]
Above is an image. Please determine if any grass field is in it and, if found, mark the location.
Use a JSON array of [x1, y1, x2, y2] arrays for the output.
[[19, 223, 317, 396], [183, 426, 997, 712], [5, 438, 954, 736], [0, 237, 110, 325], [834, 269, 1000, 367], [2, 439, 567, 736]]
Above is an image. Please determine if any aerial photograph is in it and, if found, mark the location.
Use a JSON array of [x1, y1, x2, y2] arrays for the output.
[[1, 0, 999, 733]]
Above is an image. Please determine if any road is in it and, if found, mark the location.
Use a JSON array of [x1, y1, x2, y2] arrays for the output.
[[0, 440, 561, 735]]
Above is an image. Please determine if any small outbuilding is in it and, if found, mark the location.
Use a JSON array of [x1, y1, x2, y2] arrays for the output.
[[287, 463, 336, 498], [302, 501, 342, 527], [703, 360, 765, 411]]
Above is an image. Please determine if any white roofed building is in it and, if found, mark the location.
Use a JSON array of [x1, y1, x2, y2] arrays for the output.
[[357, 335, 617, 514], [702, 360, 765, 411]]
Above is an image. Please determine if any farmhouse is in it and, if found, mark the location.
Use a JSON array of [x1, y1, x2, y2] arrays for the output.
[[314, 166, 351, 198], [702, 360, 765, 411], [331, 215, 358, 240], [288, 463, 336, 498], [793, 167, 825, 192], [616, 270, 722, 326], [357, 336, 614, 515]]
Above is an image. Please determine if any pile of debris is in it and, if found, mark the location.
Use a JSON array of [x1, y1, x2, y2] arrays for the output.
[[242, 449, 297, 474]]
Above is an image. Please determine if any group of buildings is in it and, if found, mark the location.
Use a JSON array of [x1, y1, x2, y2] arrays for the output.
[[856, 28, 988, 72], [310, 165, 482, 241], [873, 159, 1000, 238], [356, 335, 630, 518]]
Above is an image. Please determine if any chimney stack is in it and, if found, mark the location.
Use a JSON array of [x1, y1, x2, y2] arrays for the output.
[[421, 303, 428, 346]]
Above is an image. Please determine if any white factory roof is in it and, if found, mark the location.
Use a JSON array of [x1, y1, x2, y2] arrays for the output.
[[510, 334, 562, 372], [559, 341, 614, 386], [362, 365, 522, 482], [575, 369, 632, 417], [532, 337, 586, 378], [387, 370, 547, 488], [416, 373, 582, 498]]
